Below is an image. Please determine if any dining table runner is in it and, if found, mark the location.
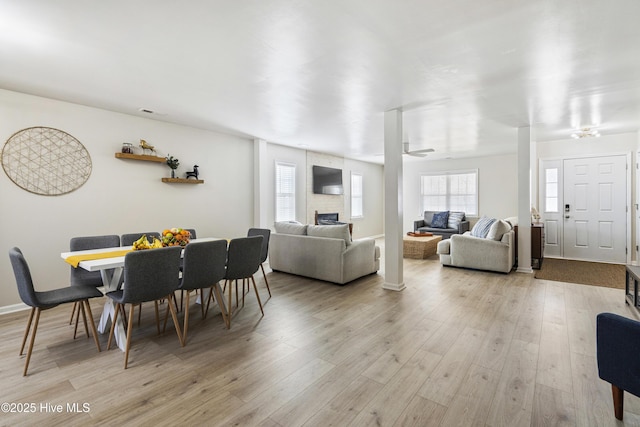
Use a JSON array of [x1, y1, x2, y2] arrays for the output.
[[65, 249, 133, 268]]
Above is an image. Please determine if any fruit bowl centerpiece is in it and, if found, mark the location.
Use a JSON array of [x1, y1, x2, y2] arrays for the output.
[[162, 228, 191, 247], [132, 234, 163, 250]]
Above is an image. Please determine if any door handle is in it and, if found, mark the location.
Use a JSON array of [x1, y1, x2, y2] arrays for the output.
[[565, 215, 570, 219]]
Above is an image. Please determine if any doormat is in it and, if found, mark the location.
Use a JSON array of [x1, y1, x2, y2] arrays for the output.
[[534, 258, 625, 289]]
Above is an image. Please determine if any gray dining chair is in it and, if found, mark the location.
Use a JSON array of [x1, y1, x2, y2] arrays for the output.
[[68, 235, 120, 333], [247, 228, 271, 297], [106, 246, 183, 369], [9, 247, 103, 376], [224, 235, 264, 328], [166, 240, 228, 341], [184, 228, 197, 239], [121, 232, 161, 247], [121, 231, 163, 324]]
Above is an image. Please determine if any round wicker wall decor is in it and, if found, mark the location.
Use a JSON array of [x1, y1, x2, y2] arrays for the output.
[[1, 127, 92, 196]]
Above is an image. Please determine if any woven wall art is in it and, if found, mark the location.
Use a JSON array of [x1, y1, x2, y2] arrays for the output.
[[1, 126, 92, 196]]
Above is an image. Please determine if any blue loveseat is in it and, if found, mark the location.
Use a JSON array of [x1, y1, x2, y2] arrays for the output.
[[413, 210, 470, 239]]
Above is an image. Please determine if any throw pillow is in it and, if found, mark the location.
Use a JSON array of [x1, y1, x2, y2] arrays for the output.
[[448, 211, 465, 230], [431, 211, 450, 229], [274, 221, 308, 235], [471, 217, 496, 238], [307, 223, 351, 246], [486, 219, 512, 241]]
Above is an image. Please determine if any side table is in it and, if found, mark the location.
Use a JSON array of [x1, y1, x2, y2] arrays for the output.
[[626, 265, 640, 308]]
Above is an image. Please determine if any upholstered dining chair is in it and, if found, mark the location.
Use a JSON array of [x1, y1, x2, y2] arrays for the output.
[[121, 232, 161, 247], [121, 231, 163, 323], [166, 239, 228, 341], [223, 235, 264, 328], [247, 228, 271, 298], [106, 246, 183, 369], [184, 228, 197, 239], [596, 312, 640, 420], [9, 247, 103, 376], [68, 235, 120, 335]]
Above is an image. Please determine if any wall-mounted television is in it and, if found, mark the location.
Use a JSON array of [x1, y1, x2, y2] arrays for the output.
[[312, 165, 343, 195]]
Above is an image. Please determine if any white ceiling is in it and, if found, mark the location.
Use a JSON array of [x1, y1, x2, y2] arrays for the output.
[[2, 1, 640, 163]]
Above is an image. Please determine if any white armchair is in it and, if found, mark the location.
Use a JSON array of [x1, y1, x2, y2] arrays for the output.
[[437, 229, 515, 273]]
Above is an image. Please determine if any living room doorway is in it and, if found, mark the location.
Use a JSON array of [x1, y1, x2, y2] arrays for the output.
[[539, 154, 629, 263]]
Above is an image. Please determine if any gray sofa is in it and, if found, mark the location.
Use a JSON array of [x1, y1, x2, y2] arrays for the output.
[[413, 210, 470, 239], [436, 219, 515, 273], [269, 222, 380, 285]]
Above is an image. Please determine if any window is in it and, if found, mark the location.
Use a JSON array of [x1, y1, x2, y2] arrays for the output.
[[544, 168, 559, 212], [420, 170, 478, 216], [275, 162, 296, 222], [351, 173, 363, 218]]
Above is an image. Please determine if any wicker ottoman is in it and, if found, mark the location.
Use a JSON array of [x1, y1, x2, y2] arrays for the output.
[[403, 235, 443, 259]]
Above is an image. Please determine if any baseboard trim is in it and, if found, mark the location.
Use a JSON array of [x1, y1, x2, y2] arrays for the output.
[[516, 267, 534, 274], [0, 303, 29, 315], [382, 281, 406, 291]]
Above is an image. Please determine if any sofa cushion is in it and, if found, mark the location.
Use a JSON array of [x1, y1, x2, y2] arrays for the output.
[[431, 211, 449, 228], [447, 211, 465, 229], [274, 221, 307, 235], [307, 223, 351, 246], [486, 219, 511, 241], [471, 217, 496, 238]]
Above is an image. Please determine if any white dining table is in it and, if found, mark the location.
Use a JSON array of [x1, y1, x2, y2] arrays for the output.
[[60, 237, 227, 351]]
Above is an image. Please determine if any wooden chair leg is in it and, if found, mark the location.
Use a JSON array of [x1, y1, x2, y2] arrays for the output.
[[154, 301, 160, 335], [183, 291, 191, 344], [80, 301, 90, 338], [23, 307, 41, 376], [83, 300, 101, 352], [613, 384, 624, 420], [124, 304, 135, 369], [73, 303, 81, 339], [69, 301, 77, 325], [251, 275, 264, 315], [260, 263, 271, 297], [227, 279, 233, 329], [107, 303, 121, 350], [20, 307, 35, 356], [200, 289, 206, 318], [167, 294, 184, 347]]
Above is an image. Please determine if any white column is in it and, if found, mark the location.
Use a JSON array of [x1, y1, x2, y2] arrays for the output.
[[517, 126, 533, 274], [383, 109, 405, 291], [253, 139, 268, 228]]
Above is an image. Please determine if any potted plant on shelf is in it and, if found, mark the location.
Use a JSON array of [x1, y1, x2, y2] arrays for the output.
[[166, 155, 179, 178]]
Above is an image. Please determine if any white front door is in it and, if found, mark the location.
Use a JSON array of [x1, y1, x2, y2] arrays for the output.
[[563, 155, 627, 263]]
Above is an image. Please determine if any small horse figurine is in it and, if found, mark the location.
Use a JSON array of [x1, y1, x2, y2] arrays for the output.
[[185, 165, 199, 179], [139, 139, 156, 155]]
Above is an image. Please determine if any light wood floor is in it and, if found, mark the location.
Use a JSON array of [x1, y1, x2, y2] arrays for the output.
[[2, 251, 640, 426]]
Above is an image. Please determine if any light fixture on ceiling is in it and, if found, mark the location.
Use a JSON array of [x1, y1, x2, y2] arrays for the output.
[[571, 127, 600, 139]]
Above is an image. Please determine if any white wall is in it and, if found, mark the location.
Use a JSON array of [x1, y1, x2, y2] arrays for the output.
[[403, 154, 518, 232], [265, 143, 308, 225], [0, 89, 253, 307], [264, 145, 384, 240], [344, 158, 384, 239]]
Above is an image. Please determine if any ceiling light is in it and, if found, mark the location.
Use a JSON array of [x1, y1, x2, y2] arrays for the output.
[[571, 127, 600, 139]]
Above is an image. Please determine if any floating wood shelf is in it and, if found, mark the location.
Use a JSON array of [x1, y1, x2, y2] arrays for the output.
[[161, 178, 204, 184], [115, 152, 165, 163]]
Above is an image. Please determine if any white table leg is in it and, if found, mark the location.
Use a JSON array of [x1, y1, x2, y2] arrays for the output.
[[97, 268, 126, 351]]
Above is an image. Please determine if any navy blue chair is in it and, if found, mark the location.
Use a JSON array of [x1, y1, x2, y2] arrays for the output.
[[106, 246, 183, 369], [596, 312, 640, 420], [9, 247, 103, 376]]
